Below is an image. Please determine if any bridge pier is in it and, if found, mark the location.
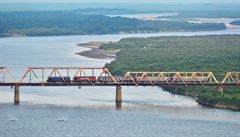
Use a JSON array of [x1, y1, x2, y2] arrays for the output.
[[217, 85, 224, 94], [115, 85, 122, 109], [14, 85, 20, 105]]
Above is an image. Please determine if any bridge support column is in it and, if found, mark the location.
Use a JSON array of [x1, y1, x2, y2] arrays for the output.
[[14, 85, 20, 105], [217, 85, 224, 94], [115, 85, 122, 109]]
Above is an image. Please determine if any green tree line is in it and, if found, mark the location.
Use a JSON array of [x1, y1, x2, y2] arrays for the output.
[[0, 11, 226, 37]]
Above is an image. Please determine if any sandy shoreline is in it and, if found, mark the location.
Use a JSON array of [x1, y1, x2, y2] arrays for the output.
[[76, 42, 118, 59]]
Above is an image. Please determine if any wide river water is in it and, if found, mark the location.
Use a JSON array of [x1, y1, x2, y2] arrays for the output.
[[0, 29, 240, 137]]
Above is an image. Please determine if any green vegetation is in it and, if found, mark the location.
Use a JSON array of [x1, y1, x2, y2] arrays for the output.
[[75, 9, 240, 18], [73, 8, 138, 15], [101, 35, 240, 110], [230, 20, 240, 25], [163, 86, 240, 110], [0, 11, 226, 37], [159, 10, 240, 19]]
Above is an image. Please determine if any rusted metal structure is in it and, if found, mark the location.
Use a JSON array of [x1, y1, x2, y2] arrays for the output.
[[124, 72, 218, 86], [0, 66, 239, 105], [18, 67, 117, 85], [0, 67, 19, 104], [0, 67, 15, 84], [222, 72, 240, 85]]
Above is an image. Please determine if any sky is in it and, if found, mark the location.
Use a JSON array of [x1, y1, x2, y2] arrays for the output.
[[1, 0, 240, 3]]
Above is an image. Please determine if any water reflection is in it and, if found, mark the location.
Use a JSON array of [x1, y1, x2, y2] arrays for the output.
[[116, 101, 122, 110]]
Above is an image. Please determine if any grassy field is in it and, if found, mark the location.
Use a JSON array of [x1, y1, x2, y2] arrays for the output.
[[100, 35, 240, 110]]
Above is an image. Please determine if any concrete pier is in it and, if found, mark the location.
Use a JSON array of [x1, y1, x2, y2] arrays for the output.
[[115, 85, 122, 109], [217, 85, 224, 94], [14, 85, 20, 105]]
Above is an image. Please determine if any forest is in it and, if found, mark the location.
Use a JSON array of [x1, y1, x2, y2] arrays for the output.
[[0, 11, 226, 37], [101, 35, 240, 110]]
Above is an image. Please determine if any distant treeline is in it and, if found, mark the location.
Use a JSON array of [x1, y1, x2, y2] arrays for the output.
[[74, 9, 240, 18], [0, 11, 226, 37], [158, 10, 240, 19], [230, 20, 240, 25]]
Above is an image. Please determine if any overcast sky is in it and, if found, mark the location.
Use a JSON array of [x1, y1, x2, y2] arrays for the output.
[[1, 0, 240, 3]]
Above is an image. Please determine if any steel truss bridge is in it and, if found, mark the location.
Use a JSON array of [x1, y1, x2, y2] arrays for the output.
[[0, 67, 239, 105]]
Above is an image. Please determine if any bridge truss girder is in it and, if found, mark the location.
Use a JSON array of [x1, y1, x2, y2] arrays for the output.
[[125, 72, 219, 86], [0, 67, 15, 83], [18, 67, 117, 84], [222, 72, 240, 85], [0, 66, 239, 87]]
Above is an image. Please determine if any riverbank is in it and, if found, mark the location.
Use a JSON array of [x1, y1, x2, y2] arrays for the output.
[[196, 99, 240, 111], [192, 18, 240, 29], [76, 42, 118, 59], [162, 86, 240, 111]]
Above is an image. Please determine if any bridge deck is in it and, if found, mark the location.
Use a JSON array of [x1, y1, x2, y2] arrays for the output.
[[0, 83, 238, 87], [0, 67, 239, 87]]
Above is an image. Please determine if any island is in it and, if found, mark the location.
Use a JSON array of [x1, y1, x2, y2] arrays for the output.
[[0, 10, 226, 37], [92, 35, 240, 111]]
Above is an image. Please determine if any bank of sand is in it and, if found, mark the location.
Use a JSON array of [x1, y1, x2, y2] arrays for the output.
[[76, 42, 118, 59], [193, 18, 240, 29]]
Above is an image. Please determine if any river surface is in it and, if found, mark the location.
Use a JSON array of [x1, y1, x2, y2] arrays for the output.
[[108, 13, 240, 28], [0, 30, 240, 137], [108, 13, 179, 18]]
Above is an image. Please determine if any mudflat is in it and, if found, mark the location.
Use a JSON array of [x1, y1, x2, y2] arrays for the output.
[[76, 42, 118, 59]]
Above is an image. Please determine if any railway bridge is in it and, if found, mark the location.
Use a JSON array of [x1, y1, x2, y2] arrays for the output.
[[0, 67, 239, 107]]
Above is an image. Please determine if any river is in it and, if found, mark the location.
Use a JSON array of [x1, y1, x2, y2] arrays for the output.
[[108, 13, 240, 29], [0, 30, 240, 137]]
